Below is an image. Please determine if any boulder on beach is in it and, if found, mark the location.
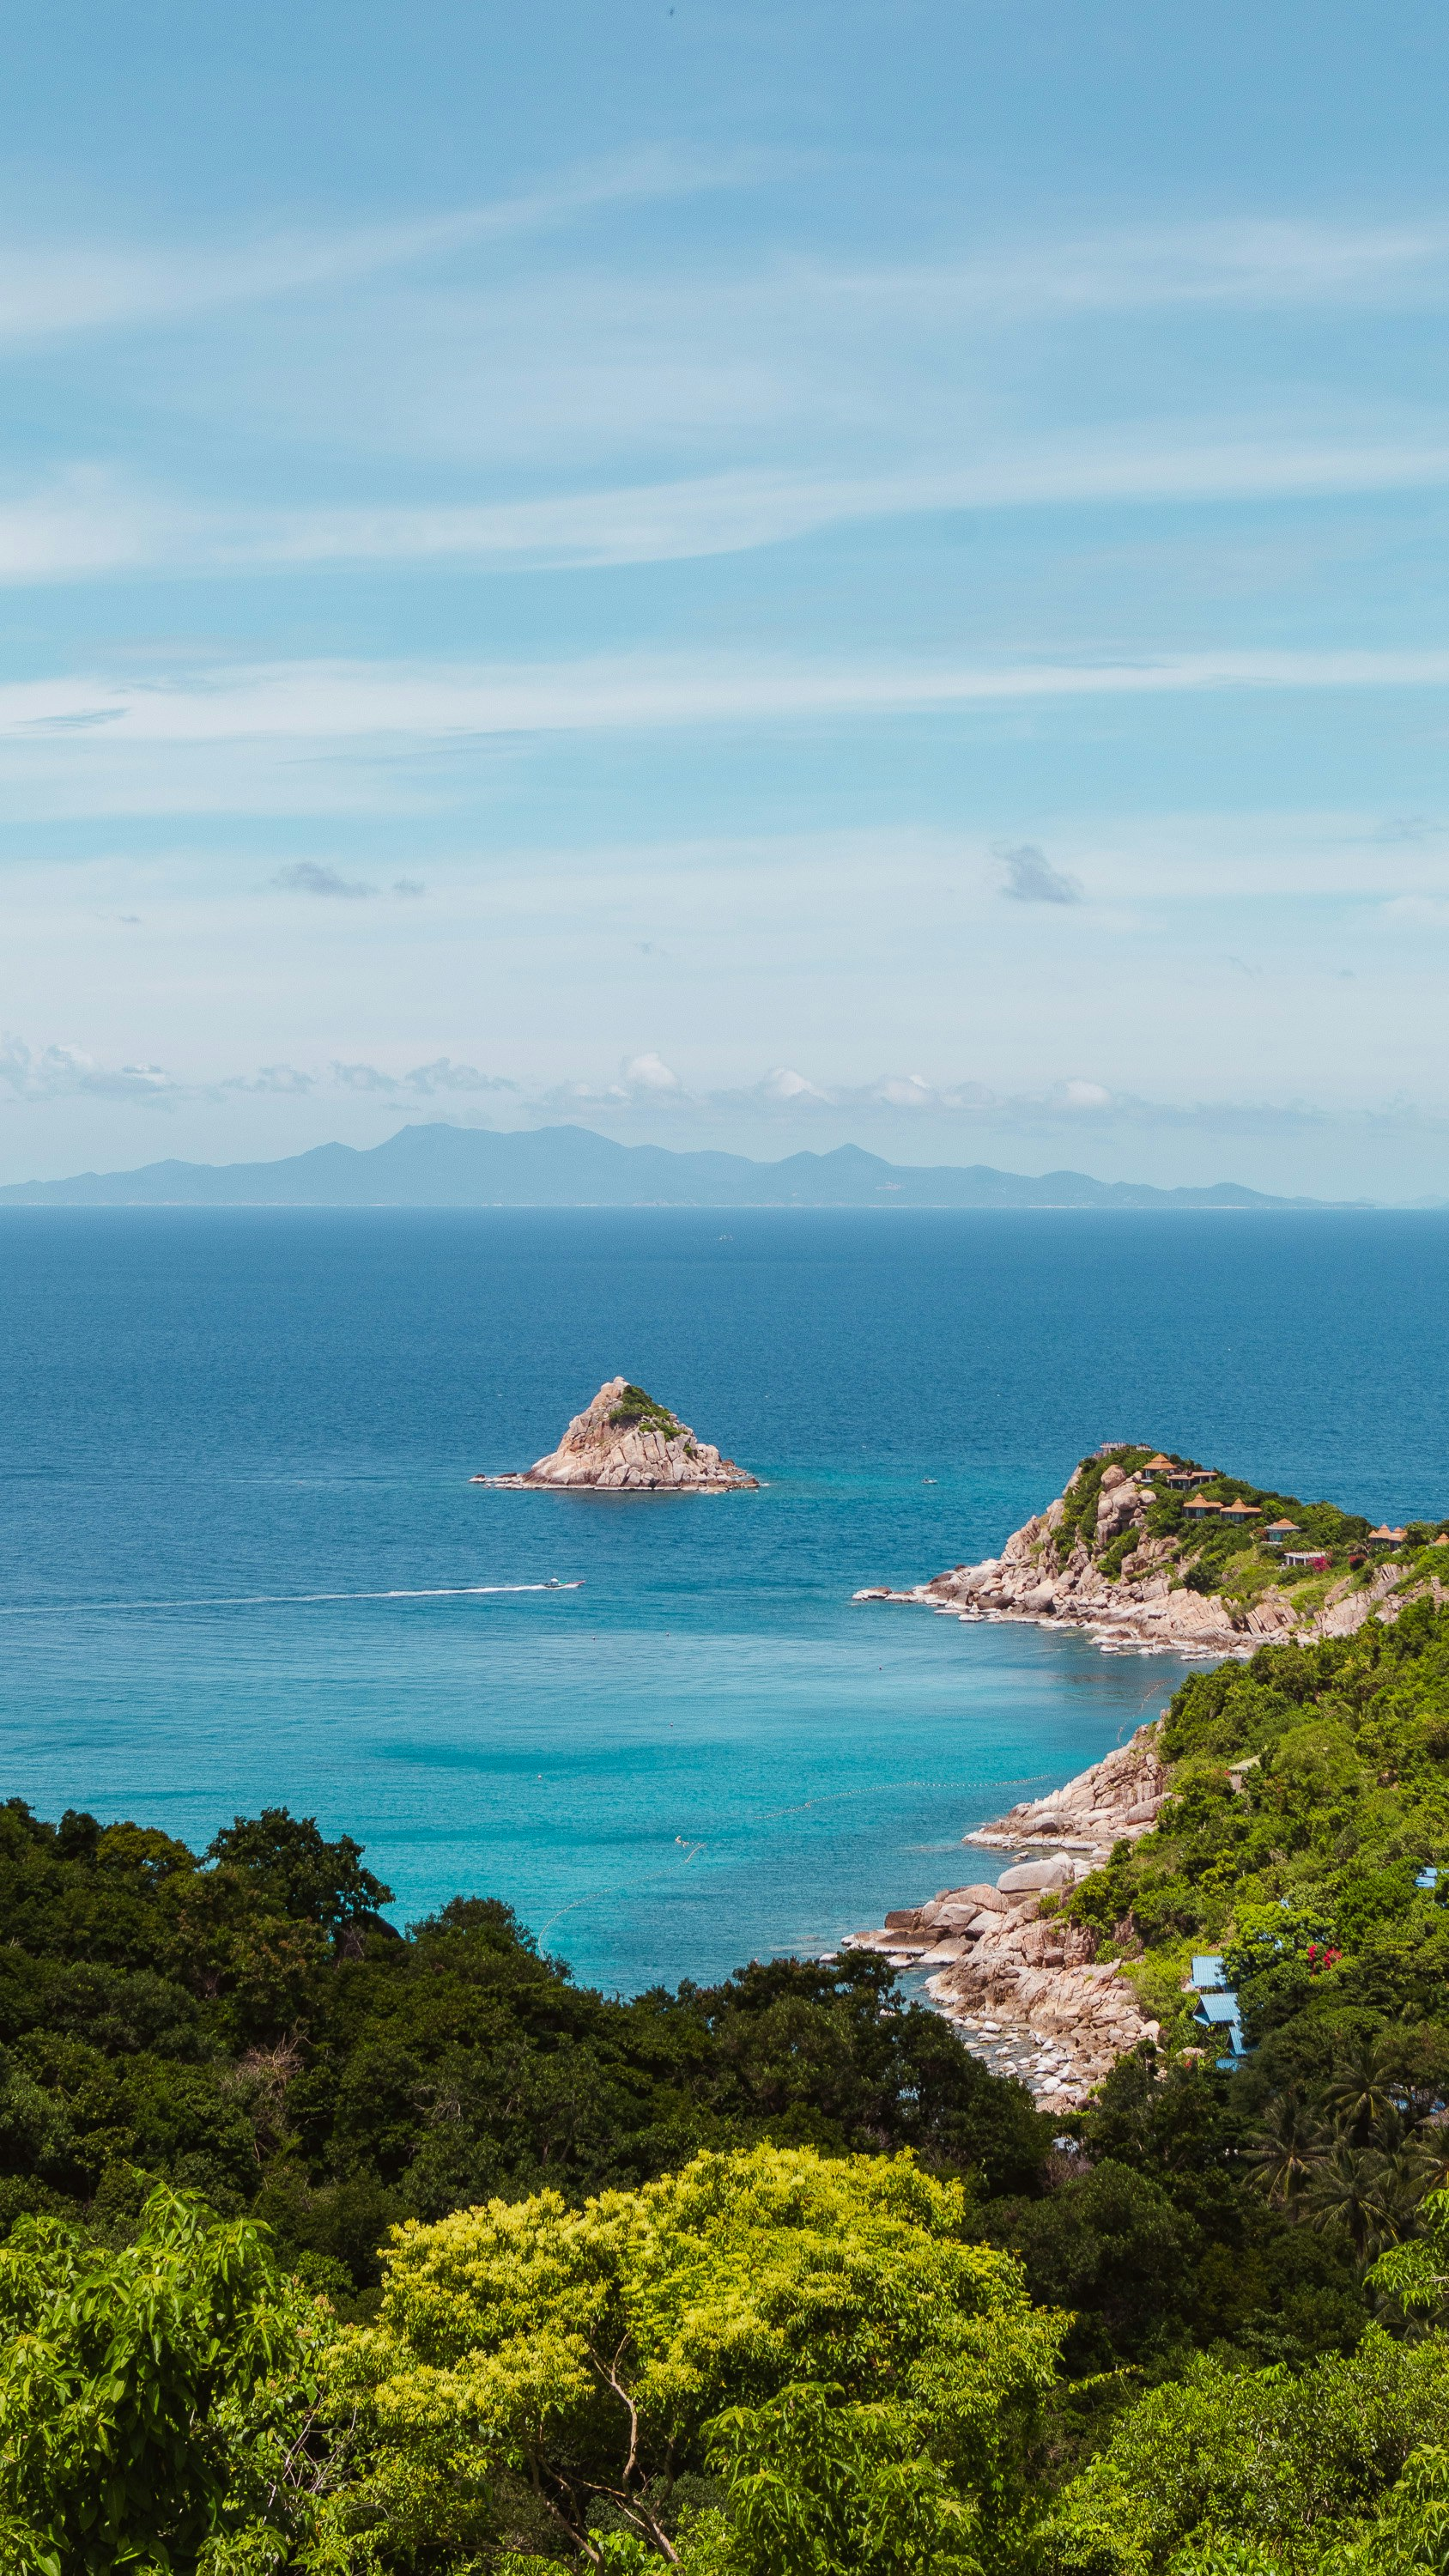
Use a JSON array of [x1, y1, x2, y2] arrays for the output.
[[482, 1377, 759, 1492]]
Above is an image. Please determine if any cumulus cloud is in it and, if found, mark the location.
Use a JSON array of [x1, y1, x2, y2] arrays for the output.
[[755, 1066, 831, 1105], [0, 1036, 182, 1103], [997, 842, 1084, 906], [271, 861, 375, 899], [620, 1051, 682, 1092]]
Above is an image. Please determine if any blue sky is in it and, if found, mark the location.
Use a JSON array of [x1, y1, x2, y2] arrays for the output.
[[3, 0, 1449, 1195]]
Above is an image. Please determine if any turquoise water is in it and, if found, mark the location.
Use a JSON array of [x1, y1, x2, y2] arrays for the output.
[[2, 1207, 1446, 1992]]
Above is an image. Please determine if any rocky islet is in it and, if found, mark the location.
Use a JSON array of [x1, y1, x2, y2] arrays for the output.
[[478, 1376, 759, 1492]]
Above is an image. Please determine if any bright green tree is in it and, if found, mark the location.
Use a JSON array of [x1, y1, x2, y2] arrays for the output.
[[330, 2142, 1064, 2573], [1040, 2330, 1449, 2576], [0, 2184, 338, 2573]]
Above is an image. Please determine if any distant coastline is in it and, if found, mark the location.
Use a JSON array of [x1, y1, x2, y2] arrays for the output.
[[0, 1118, 1363, 1210]]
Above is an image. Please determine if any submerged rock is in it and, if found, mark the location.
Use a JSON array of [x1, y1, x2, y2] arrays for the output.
[[480, 1376, 759, 1492]]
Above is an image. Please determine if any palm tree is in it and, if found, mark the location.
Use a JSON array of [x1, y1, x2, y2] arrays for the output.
[[1246, 2091, 1325, 2208], [1323, 2031, 1408, 2146], [1301, 2139, 1405, 2263]]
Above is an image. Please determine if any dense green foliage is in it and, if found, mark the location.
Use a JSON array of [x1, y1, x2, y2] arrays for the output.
[[12, 1599, 1449, 2567], [0, 1800, 1045, 2308], [1052, 1446, 1447, 1620], [0, 2183, 336, 2573]]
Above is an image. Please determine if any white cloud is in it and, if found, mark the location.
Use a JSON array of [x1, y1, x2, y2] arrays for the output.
[[12, 422, 1449, 587], [619, 1051, 682, 1092], [0, 1036, 183, 1103], [756, 1066, 831, 1104]]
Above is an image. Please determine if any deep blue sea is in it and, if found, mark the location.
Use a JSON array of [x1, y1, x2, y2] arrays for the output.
[[3, 1208, 1447, 1995]]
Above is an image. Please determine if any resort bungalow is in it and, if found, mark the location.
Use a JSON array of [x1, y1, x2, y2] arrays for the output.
[[1220, 1496, 1260, 1525], [1142, 1455, 1176, 1478], [1182, 1493, 1223, 1519], [1367, 1525, 1410, 1548], [1196, 1990, 1249, 2063], [1264, 1519, 1300, 1545], [1283, 1548, 1331, 1570], [1164, 1466, 1216, 1489]]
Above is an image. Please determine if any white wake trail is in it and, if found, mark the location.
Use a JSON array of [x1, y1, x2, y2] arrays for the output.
[[0, 1581, 583, 1618]]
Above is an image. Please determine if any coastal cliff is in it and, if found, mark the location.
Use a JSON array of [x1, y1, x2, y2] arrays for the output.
[[481, 1377, 759, 1492], [856, 1443, 1448, 1654]]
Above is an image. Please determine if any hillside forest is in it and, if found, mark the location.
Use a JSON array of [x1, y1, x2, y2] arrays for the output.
[[7, 1600, 1449, 2567]]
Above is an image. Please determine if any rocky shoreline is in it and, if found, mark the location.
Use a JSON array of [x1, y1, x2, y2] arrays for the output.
[[841, 1442, 1448, 2103], [476, 1377, 758, 1492], [846, 1728, 1173, 2109], [854, 1450, 1422, 1656]]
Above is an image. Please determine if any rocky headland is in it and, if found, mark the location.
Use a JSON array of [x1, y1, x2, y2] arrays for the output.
[[847, 1727, 1171, 2108], [478, 1378, 759, 1492], [848, 1457, 1448, 2104], [854, 1443, 1445, 1656]]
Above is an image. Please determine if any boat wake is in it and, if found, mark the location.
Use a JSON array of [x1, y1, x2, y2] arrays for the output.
[[0, 1581, 584, 1619]]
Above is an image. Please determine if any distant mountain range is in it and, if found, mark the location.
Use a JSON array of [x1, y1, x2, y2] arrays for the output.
[[0, 1122, 1334, 1210]]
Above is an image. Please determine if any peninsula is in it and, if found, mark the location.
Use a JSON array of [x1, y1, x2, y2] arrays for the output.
[[849, 1449, 1449, 2105], [856, 1443, 1449, 1653], [477, 1377, 758, 1491]]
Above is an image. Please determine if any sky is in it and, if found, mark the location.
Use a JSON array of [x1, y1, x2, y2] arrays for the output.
[[3, 1, 1449, 1198]]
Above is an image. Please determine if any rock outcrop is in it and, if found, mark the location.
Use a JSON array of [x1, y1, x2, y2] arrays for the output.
[[961, 1725, 1170, 1853], [854, 1445, 1422, 1655], [480, 1378, 758, 1492], [847, 1722, 1169, 2105]]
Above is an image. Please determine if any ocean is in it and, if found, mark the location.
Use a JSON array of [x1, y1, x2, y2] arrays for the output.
[[3, 1206, 1446, 1995]]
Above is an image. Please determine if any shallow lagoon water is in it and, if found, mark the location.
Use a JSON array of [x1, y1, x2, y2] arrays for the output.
[[2, 1205, 1446, 1992]]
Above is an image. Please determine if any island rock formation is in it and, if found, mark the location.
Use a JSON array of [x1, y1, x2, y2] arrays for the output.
[[481, 1378, 758, 1492], [854, 1444, 1438, 1655]]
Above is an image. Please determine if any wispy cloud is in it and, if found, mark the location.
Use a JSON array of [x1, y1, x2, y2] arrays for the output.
[[5, 643, 1449, 761], [6, 203, 1446, 356], [0, 1038, 518, 1108], [0, 152, 754, 349], [330, 1058, 514, 1097], [11, 424, 1449, 588]]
